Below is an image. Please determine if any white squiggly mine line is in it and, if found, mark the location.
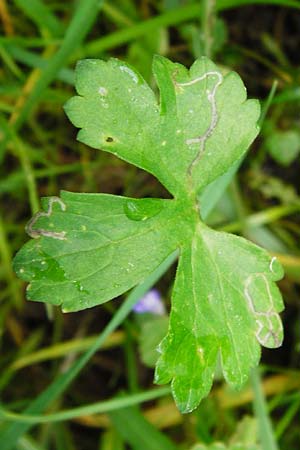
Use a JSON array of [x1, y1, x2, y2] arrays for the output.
[[175, 71, 223, 174], [269, 256, 277, 273], [244, 273, 283, 348], [26, 196, 67, 240]]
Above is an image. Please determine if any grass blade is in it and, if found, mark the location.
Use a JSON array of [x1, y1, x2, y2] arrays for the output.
[[14, 0, 64, 37], [0, 388, 171, 425], [76, 0, 300, 58], [251, 368, 279, 450], [0, 252, 176, 449], [109, 406, 178, 450], [12, 0, 103, 130]]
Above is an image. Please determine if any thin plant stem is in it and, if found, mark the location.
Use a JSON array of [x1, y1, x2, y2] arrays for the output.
[[259, 79, 279, 128], [0, 387, 171, 424], [202, 0, 216, 58]]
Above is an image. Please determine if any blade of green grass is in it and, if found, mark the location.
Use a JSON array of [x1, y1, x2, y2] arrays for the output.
[[10, 331, 124, 371], [11, 0, 104, 131], [77, 4, 201, 58], [100, 429, 125, 450], [0, 45, 23, 78], [102, 3, 134, 27], [109, 406, 178, 450], [259, 80, 278, 127], [202, 0, 216, 59], [14, 0, 64, 37], [219, 0, 300, 9], [100, 430, 125, 450], [0, 215, 22, 308], [52, 423, 74, 450], [0, 251, 176, 449], [0, 0, 103, 166], [75, 0, 300, 58], [275, 395, 300, 440], [0, 156, 110, 195], [0, 116, 39, 213], [17, 435, 46, 450], [251, 368, 279, 450], [4, 45, 74, 84], [0, 388, 171, 425], [0, 328, 44, 391], [219, 204, 300, 233], [0, 36, 60, 47]]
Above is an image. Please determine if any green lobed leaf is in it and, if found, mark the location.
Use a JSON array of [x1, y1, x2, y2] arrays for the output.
[[13, 192, 180, 312], [13, 55, 284, 413], [64, 58, 184, 197], [155, 223, 284, 412], [64, 56, 260, 197], [152, 56, 260, 194]]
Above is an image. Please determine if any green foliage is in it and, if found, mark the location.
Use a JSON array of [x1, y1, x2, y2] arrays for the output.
[[191, 443, 259, 450], [13, 56, 284, 413], [109, 406, 178, 450], [191, 415, 261, 450], [266, 129, 300, 166]]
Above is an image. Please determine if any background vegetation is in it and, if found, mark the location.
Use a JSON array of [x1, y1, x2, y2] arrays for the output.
[[0, 0, 299, 449]]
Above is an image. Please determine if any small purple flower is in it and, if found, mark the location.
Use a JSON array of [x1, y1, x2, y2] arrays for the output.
[[133, 289, 165, 315]]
